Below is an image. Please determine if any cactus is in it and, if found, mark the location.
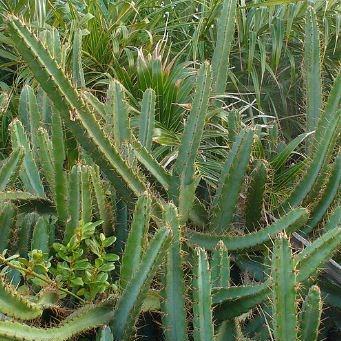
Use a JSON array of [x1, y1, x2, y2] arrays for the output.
[[295, 226, 341, 282], [0, 203, 16, 252], [31, 216, 50, 254], [210, 129, 253, 231], [107, 80, 130, 147], [304, 5, 322, 133], [111, 227, 171, 340], [139, 88, 156, 151], [51, 112, 68, 224], [213, 225, 341, 320], [71, 29, 85, 88], [0, 302, 114, 340], [90, 166, 114, 235], [64, 164, 81, 242], [0, 275, 43, 320], [10, 119, 45, 197], [299, 285, 322, 341], [193, 248, 214, 341], [2, 10, 340, 341], [119, 194, 151, 290], [6, 15, 145, 201], [211, 241, 230, 288], [245, 160, 267, 230], [80, 165, 93, 223], [304, 155, 341, 233], [162, 204, 187, 341], [187, 207, 308, 250], [211, 0, 238, 96], [279, 75, 340, 212], [96, 326, 114, 341], [36, 128, 55, 192], [170, 62, 211, 222], [0, 148, 24, 191], [271, 235, 297, 341]]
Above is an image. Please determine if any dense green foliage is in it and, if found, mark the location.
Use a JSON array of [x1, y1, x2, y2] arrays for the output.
[[0, 0, 339, 340]]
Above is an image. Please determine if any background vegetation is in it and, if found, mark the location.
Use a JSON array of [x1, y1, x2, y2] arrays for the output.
[[0, 0, 339, 340]]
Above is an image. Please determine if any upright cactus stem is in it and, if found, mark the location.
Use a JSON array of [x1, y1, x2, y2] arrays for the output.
[[211, 241, 230, 288], [139, 88, 156, 151], [210, 129, 254, 232], [170, 62, 211, 223], [111, 227, 171, 341], [271, 235, 297, 341], [245, 160, 267, 230], [212, 0, 238, 96], [304, 5, 322, 134], [162, 204, 187, 341], [299, 285, 322, 341], [193, 248, 214, 341], [0, 148, 24, 191]]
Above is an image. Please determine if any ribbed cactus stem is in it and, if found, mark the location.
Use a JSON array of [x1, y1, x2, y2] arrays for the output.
[[120, 194, 151, 290], [162, 204, 187, 341], [304, 5, 322, 133], [111, 227, 171, 341], [212, 0, 237, 96], [139, 88, 156, 151], [245, 160, 267, 230], [0, 302, 114, 340], [271, 235, 297, 341], [210, 129, 253, 232], [211, 241, 230, 288], [193, 247, 214, 341], [0, 148, 24, 191], [299, 285, 322, 341]]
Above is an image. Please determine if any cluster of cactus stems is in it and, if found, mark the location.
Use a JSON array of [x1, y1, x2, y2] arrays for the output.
[[0, 1, 339, 340]]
